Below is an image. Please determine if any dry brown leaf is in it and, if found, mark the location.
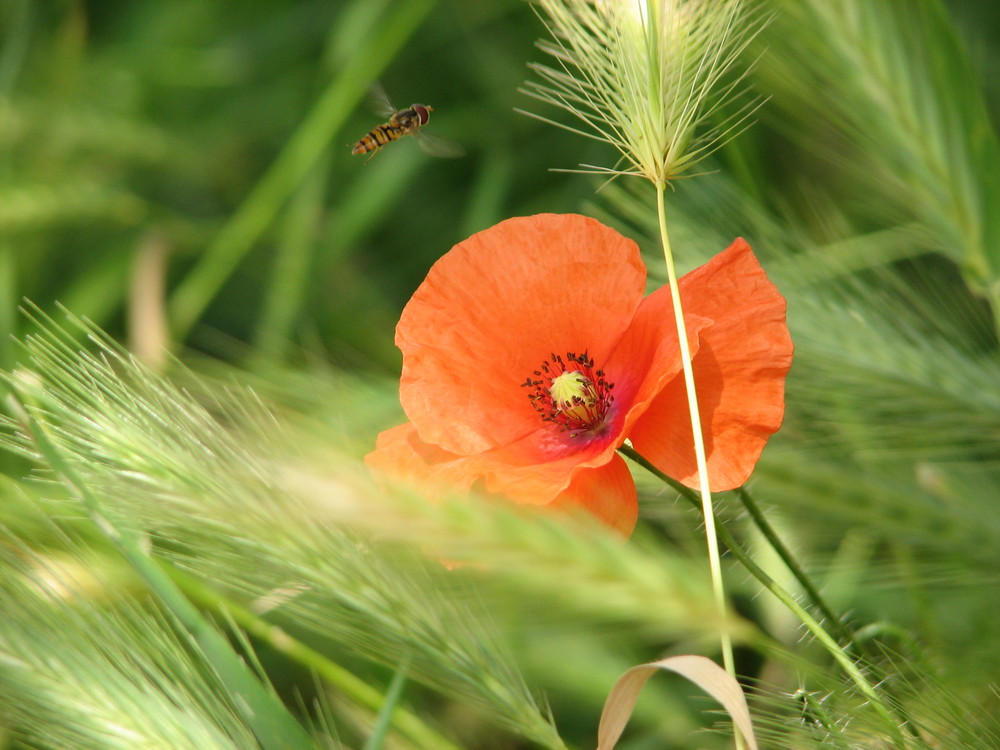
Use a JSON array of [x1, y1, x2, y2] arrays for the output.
[[596, 654, 758, 750]]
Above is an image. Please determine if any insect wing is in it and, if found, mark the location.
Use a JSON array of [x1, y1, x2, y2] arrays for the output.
[[367, 83, 398, 118], [415, 130, 465, 159]]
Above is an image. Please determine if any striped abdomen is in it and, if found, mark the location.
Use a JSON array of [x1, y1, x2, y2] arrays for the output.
[[351, 105, 430, 156], [352, 123, 407, 155]]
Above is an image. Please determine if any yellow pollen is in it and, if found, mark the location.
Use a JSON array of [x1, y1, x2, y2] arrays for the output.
[[549, 370, 598, 423], [523, 351, 615, 436]]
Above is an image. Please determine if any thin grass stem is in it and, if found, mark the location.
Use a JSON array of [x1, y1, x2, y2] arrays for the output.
[[654, 180, 743, 750], [6, 392, 319, 750], [736, 488, 924, 742], [0, 249, 16, 371], [171, 568, 463, 750], [735, 486, 851, 645], [363, 656, 411, 750], [619, 444, 910, 749], [167, 0, 437, 341], [253, 158, 328, 360]]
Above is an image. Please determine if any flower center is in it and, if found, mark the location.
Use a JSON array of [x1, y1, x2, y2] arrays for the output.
[[521, 351, 615, 437]]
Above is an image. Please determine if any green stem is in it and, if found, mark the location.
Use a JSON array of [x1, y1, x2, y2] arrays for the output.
[[619, 445, 909, 749], [167, 0, 437, 341], [654, 182, 744, 750], [738, 490, 924, 743], [363, 656, 411, 750], [735, 487, 852, 646], [989, 284, 1000, 342], [795, 689, 851, 750], [253, 157, 328, 360], [172, 568, 463, 750], [0, 248, 16, 371], [10, 394, 319, 750], [654, 181, 735, 674]]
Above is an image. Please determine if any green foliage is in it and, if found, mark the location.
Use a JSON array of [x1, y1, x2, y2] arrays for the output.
[[2, 1, 1000, 749], [0, 542, 265, 750], [753, 0, 1000, 305]]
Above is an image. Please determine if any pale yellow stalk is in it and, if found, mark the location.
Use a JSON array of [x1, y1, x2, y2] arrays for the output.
[[655, 180, 742, 750], [525, 4, 766, 746]]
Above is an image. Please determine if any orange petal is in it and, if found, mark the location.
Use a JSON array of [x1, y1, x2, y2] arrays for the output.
[[606, 284, 712, 443], [366, 422, 638, 532], [549, 454, 638, 535], [397, 214, 646, 456], [629, 239, 792, 490], [466, 436, 637, 531], [470, 427, 614, 502], [365, 422, 478, 498], [367, 419, 613, 509]]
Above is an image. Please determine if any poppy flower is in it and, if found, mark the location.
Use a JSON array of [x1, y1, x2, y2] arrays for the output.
[[366, 214, 792, 535]]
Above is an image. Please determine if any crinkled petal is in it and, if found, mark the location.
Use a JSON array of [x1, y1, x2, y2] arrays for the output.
[[629, 238, 792, 490], [397, 214, 646, 456]]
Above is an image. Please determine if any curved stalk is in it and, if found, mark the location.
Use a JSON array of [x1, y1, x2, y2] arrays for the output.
[[735, 486, 852, 646], [654, 181, 742, 748], [619, 444, 909, 749]]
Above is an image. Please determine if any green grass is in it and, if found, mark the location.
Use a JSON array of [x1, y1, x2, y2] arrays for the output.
[[2, 1, 1000, 748]]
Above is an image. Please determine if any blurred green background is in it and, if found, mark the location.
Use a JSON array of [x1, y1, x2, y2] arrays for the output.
[[4, 0, 1000, 748], [4, 0, 1000, 369], [1, 0, 607, 371]]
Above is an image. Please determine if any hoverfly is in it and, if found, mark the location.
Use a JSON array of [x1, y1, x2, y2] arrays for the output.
[[351, 85, 463, 159]]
